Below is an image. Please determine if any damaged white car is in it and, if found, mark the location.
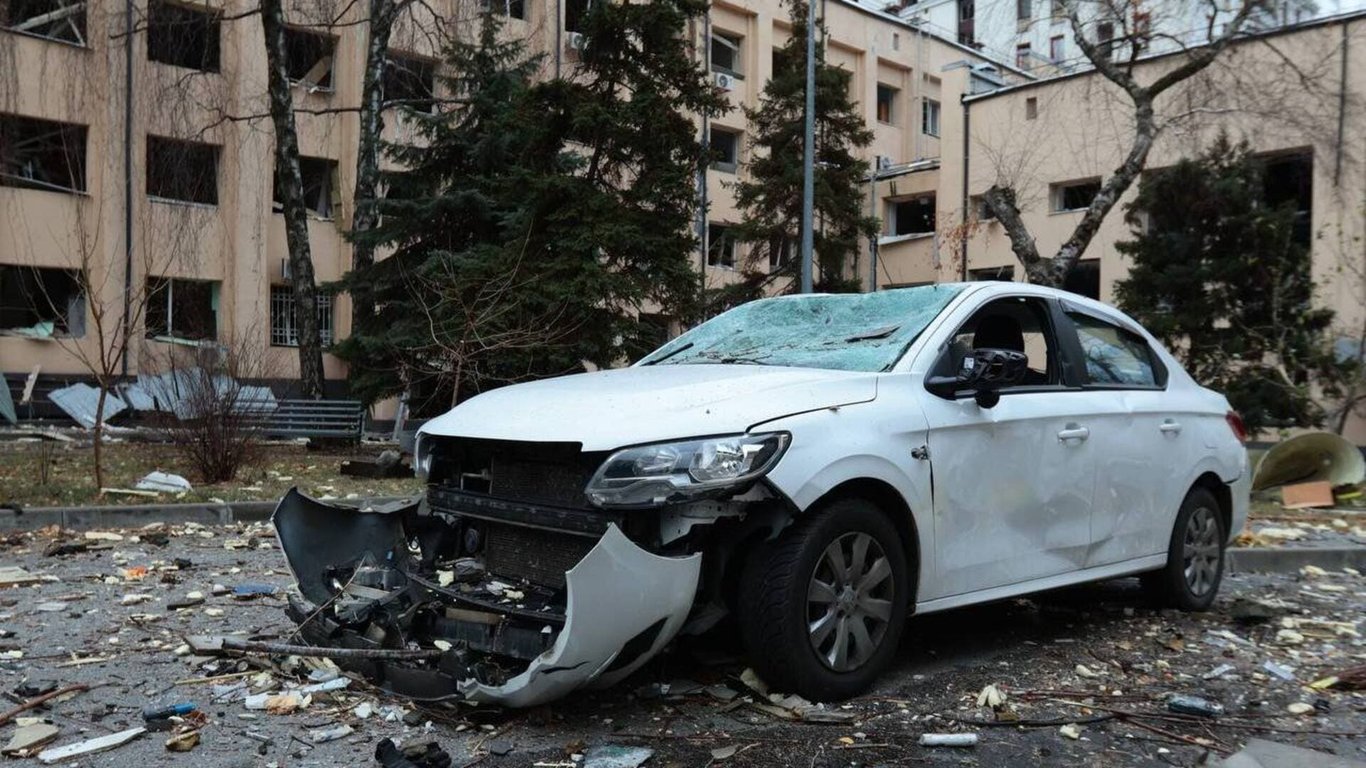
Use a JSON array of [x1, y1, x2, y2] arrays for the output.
[[275, 282, 1249, 706]]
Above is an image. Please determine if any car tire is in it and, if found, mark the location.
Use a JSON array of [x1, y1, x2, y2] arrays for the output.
[[1141, 486, 1226, 611], [737, 497, 909, 701]]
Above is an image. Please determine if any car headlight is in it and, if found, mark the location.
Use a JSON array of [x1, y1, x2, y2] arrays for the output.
[[585, 433, 790, 509]]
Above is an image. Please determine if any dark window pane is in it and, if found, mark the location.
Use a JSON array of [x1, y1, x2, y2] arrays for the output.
[[1063, 259, 1100, 299], [891, 196, 935, 236], [147, 0, 221, 72], [0, 114, 87, 193], [147, 136, 218, 204]]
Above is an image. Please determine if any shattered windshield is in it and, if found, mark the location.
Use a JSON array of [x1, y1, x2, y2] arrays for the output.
[[638, 285, 966, 372]]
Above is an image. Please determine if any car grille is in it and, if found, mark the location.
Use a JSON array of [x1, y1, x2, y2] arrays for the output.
[[484, 522, 598, 588], [430, 438, 600, 508]]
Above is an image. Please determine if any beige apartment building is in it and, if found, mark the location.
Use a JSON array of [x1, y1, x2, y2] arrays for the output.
[[2, 0, 1363, 434], [0, 0, 1011, 410]]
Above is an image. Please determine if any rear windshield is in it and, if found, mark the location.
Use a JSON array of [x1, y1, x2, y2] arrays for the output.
[[638, 285, 965, 372]]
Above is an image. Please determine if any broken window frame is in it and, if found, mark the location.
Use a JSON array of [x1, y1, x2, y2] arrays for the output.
[[283, 26, 336, 92], [481, 0, 525, 20], [887, 194, 936, 237], [708, 126, 740, 172], [385, 52, 437, 114], [0, 113, 87, 194], [0, 264, 85, 338], [144, 277, 218, 342], [146, 135, 219, 205], [269, 284, 333, 347], [710, 31, 743, 77], [273, 155, 340, 220], [564, 0, 591, 33], [876, 84, 897, 125], [1051, 178, 1101, 212], [706, 224, 736, 269], [768, 236, 795, 272], [969, 265, 1016, 282], [921, 98, 940, 137], [146, 0, 222, 73], [1, 0, 87, 46]]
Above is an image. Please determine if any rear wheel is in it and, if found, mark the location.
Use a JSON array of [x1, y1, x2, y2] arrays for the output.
[[1141, 486, 1226, 611], [738, 498, 909, 701]]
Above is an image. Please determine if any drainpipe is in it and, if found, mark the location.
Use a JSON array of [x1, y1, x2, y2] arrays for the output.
[[959, 94, 970, 282], [698, 12, 710, 292], [554, 0, 562, 78], [868, 173, 878, 290], [1333, 21, 1349, 186], [120, 0, 135, 377]]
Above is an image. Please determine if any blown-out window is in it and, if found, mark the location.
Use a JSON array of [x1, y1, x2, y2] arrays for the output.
[[0, 114, 87, 193], [146, 277, 218, 341], [147, 0, 221, 72]]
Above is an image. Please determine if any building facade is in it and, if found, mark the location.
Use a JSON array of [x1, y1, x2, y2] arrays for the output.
[[2, 0, 1363, 437]]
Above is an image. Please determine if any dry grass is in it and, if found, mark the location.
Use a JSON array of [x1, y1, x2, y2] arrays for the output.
[[0, 439, 422, 508]]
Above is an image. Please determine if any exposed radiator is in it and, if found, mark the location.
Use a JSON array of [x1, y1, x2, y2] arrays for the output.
[[484, 522, 599, 589]]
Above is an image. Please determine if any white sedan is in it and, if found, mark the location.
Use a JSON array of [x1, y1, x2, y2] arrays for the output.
[[276, 282, 1249, 705]]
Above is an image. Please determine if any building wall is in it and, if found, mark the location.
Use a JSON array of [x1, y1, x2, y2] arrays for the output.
[[937, 15, 1366, 439], [1, 0, 1010, 387]]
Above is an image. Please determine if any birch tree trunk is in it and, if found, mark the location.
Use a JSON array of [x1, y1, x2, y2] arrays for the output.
[[261, 0, 326, 398], [350, 0, 399, 331]]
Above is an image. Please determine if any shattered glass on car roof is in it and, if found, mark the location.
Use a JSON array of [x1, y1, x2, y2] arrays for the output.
[[639, 285, 965, 372]]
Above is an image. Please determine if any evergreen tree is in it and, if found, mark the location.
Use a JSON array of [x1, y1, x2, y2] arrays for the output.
[[337, 4, 723, 410], [723, 0, 877, 305], [334, 13, 557, 410], [1114, 135, 1350, 433]]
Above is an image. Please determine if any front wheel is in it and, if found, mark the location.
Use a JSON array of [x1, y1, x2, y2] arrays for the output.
[[737, 498, 909, 701], [1141, 486, 1226, 611]]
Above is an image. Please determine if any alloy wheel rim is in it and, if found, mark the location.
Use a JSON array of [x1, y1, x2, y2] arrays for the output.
[[806, 532, 895, 672], [1182, 506, 1221, 596]]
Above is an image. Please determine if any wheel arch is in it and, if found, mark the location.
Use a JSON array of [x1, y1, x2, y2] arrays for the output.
[[1191, 471, 1232, 541], [810, 477, 922, 607]]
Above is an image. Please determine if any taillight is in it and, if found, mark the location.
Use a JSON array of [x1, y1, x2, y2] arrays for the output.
[[1225, 411, 1248, 443]]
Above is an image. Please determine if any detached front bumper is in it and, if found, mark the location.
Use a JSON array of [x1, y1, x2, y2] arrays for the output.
[[273, 489, 701, 707]]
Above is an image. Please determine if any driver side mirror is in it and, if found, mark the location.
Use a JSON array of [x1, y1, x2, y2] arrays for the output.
[[927, 348, 1029, 407], [960, 348, 1029, 408]]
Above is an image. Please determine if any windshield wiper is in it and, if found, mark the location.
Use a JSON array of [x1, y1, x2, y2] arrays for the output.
[[641, 342, 694, 366], [846, 324, 901, 343]]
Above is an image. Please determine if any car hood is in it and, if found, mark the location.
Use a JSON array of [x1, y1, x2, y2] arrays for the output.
[[419, 364, 879, 450]]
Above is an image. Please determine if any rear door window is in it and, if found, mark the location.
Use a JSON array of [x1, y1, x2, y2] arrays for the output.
[[1066, 312, 1162, 387]]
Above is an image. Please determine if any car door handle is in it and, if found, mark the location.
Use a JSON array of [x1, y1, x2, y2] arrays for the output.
[[1057, 424, 1090, 442], [1160, 420, 1183, 434]]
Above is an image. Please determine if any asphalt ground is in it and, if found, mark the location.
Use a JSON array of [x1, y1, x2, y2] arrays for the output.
[[0, 522, 1361, 767]]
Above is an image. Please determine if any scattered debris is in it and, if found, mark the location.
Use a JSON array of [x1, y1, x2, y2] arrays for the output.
[[47, 383, 127, 429], [1218, 738, 1366, 768], [37, 726, 145, 764], [2, 719, 60, 756], [1166, 694, 1224, 717], [0, 566, 43, 586], [1286, 702, 1316, 716], [1263, 660, 1296, 681], [164, 730, 200, 752], [135, 471, 192, 493], [918, 733, 978, 747], [583, 745, 654, 768], [308, 723, 353, 743], [1281, 480, 1337, 510], [1058, 723, 1083, 740]]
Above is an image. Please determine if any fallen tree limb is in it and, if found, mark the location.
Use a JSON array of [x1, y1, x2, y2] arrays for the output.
[[0, 684, 90, 726]]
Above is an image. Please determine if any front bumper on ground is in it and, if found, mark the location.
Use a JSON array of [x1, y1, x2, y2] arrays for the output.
[[272, 488, 701, 707]]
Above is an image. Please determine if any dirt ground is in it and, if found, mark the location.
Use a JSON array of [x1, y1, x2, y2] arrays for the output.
[[0, 440, 422, 508], [0, 522, 1361, 767]]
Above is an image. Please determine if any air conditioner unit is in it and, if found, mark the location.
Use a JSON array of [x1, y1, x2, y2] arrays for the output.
[[714, 71, 737, 91], [281, 259, 292, 280], [566, 31, 586, 51]]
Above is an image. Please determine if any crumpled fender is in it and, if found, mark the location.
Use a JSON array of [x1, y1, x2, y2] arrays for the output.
[[459, 525, 701, 707]]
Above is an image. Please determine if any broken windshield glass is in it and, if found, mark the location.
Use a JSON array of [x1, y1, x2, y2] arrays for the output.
[[638, 285, 966, 372]]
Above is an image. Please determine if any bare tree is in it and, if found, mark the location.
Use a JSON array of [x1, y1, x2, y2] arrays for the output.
[[982, 0, 1266, 285], [260, 0, 327, 398]]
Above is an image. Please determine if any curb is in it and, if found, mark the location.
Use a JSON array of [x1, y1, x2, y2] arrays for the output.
[[1227, 546, 1366, 574], [0, 496, 413, 531]]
